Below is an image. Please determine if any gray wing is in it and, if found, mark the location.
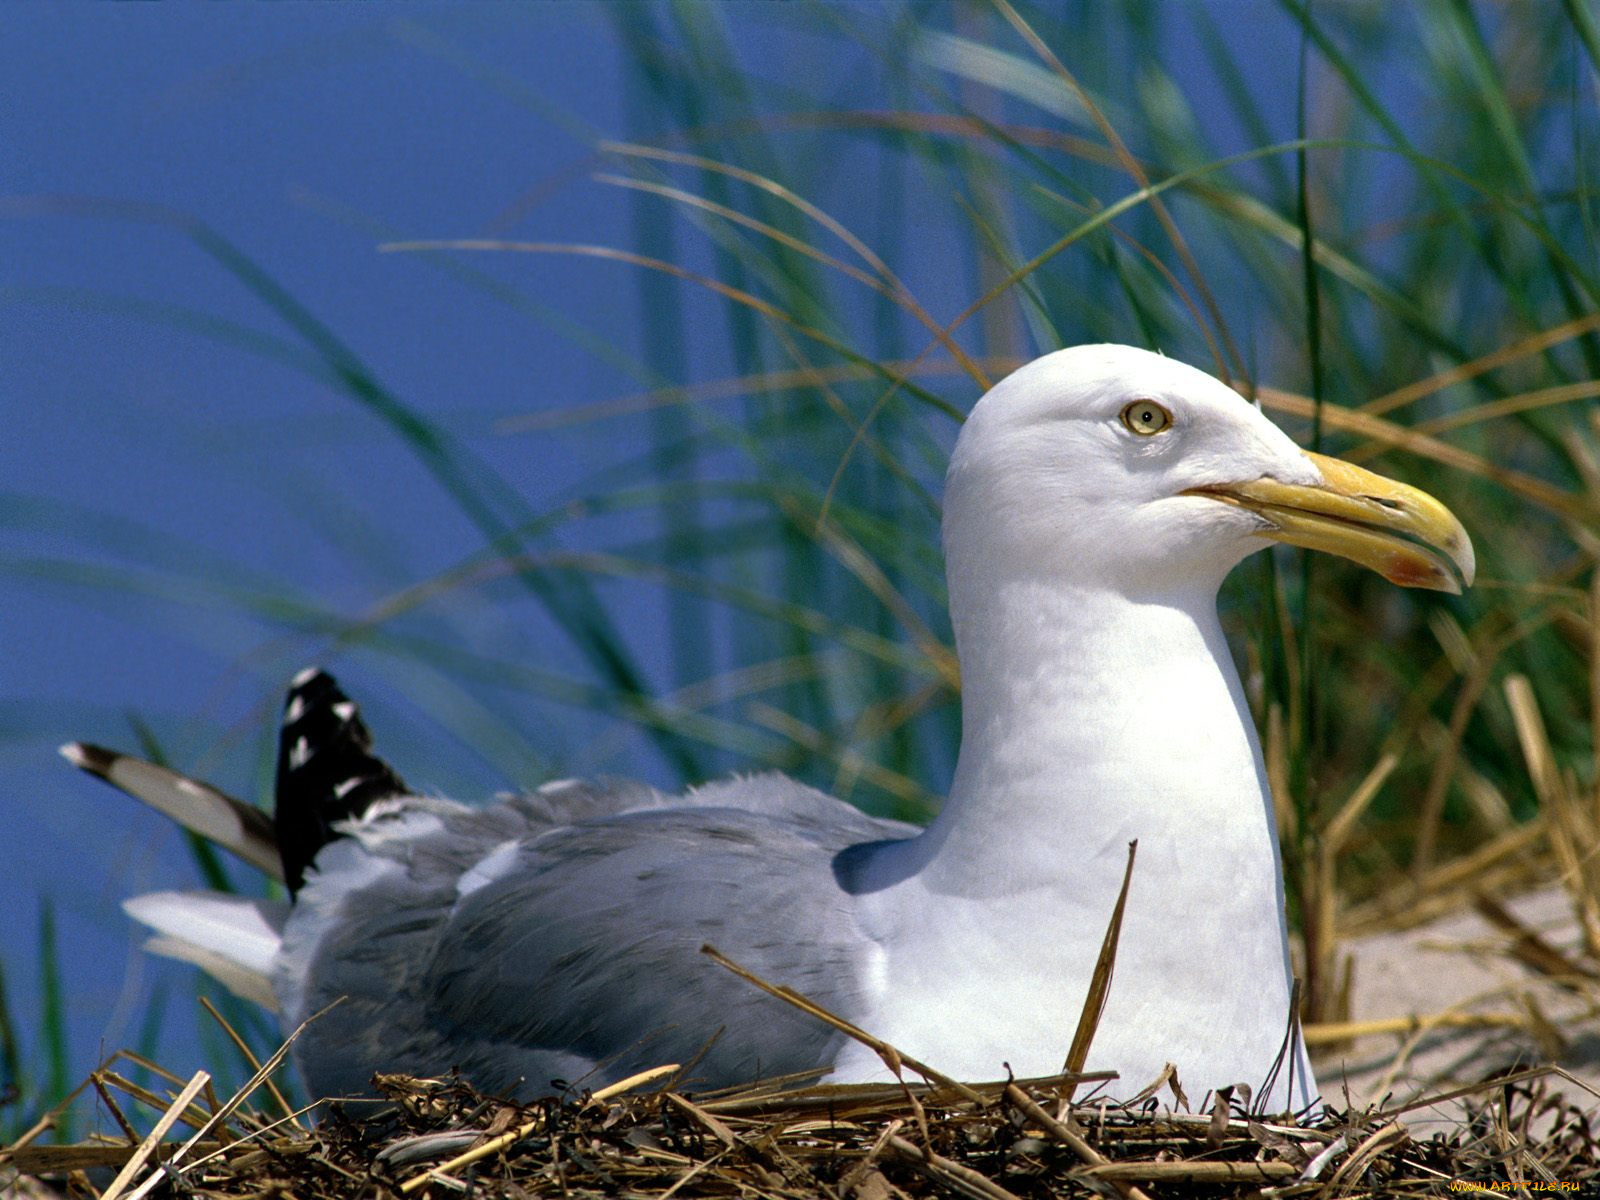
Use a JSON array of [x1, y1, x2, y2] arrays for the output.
[[281, 774, 915, 1100]]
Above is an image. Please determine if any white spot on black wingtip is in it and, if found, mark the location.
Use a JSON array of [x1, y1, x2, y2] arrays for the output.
[[362, 797, 411, 821], [291, 666, 323, 688], [332, 701, 356, 722], [60, 741, 120, 778], [284, 694, 307, 724], [60, 742, 96, 771], [289, 737, 311, 770], [333, 776, 363, 800]]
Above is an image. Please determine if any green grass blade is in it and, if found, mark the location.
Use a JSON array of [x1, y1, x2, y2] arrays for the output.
[[37, 902, 70, 1142]]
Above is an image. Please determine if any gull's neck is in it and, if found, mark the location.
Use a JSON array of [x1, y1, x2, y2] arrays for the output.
[[898, 573, 1278, 900], [842, 570, 1312, 1106]]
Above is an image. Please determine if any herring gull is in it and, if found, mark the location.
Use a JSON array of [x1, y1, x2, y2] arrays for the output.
[[66, 344, 1474, 1113]]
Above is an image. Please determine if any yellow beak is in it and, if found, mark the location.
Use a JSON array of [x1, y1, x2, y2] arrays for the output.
[[1187, 452, 1475, 594]]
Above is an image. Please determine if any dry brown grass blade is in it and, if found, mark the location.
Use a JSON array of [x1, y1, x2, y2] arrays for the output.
[[1126, 1062, 1186, 1112], [107, 1051, 197, 1092], [0, 1116, 58, 1167], [1382, 1064, 1555, 1120], [1550, 799, 1600, 962], [841, 681, 953, 782], [1413, 379, 1600, 438], [744, 702, 930, 805], [15, 1053, 1599, 1199], [1308, 753, 1398, 1025], [90, 1070, 211, 1135], [496, 358, 1010, 435], [700, 944, 985, 1104], [779, 493, 959, 689], [1592, 570, 1600, 831], [380, 240, 918, 412], [989, 0, 1240, 384], [1259, 386, 1593, 522], [5, 1144, 212, 1176], [593, 163, 990, 391], [114, 1012, 321, 1200], [663, 1092, 737, 1149], [1342, 824, 1547, 936], [1473, 892, 1600, 990], [695, 1071, 1106, 1118], [1302, 1011, 1529, 1045], [885, 1133, 1023, 1200], [178, 1104, 321, 1179], [599, 140, 988, 388], [198, 996, 300, 1130], [1504, 678, 1580, 857], [397, 1063, 679, 1195], [1568, 424, 1600, 501], [97, 1070, 210, 1200], [1547, 570, 1600, 959], [1061, 840, 1137, 1101], [1003, 1084, 1153, 1200], [1266, 703, 1296, 842], [88, 1076, 140, 1146], [1502, 678, 1594, 934], [1412, 637, 1501, 885], [1084, 1159, 1299, 1183], [1324, 754, 1400, 855], [830, 1119, 902, 1200], [1364, 311, 1600, 418], [1319, 1119, 1407, 1196]]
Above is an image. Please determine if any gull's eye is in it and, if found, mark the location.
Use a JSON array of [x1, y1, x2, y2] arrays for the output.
[[1120, 399, 1173, 437]]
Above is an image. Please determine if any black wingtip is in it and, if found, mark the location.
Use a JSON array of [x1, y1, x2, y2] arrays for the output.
[[274, 668, 408, 897], [60, 741, 117, 778]]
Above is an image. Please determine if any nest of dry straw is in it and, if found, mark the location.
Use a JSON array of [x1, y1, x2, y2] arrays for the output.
[[6, 1050, 1600, 1200], [7, 894, 1600, 1198]]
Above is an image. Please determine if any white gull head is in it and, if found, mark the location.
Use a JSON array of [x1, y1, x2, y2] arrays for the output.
[[944, 344, 1320, 602], [945, 344, 1470, 607]]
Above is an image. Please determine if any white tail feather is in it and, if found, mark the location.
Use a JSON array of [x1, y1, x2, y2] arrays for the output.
[[124, 891, 289, 1012]]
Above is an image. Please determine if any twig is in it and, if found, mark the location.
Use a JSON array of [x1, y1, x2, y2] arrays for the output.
[[398, 1063, 678, 1194], [1082, 1160, 1299, 1183], [1473, 891, 1600, 989], [199, 995, 302, 1129], [98, 1071, 210, 1200], [700, 944, 986, 1105], [1382, 1065, 1555, 1120], [1318, 1120, 1406, 1196], [1303, 1011, 1529, 1043], [663, 1092, 737, 1149], [885, 1133, 1023, 1200], [122, 1014, 316, 1200], [1004, 1083, 1153, 1200]]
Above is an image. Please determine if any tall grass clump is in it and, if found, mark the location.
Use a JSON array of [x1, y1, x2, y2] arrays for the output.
[[6, 0, 1599, 1136]]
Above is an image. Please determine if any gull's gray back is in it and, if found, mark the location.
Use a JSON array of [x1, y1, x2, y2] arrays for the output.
[[277, 774, 916, 1100]]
